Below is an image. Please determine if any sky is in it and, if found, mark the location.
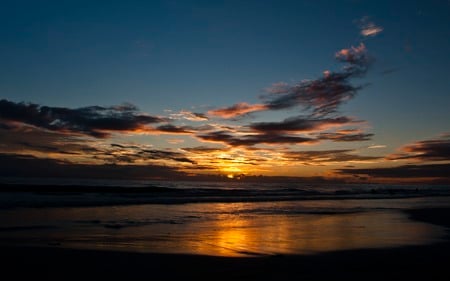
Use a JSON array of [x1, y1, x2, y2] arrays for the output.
[[0, 0, 449, 183]]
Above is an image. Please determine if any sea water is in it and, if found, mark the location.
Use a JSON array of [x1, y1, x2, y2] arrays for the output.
[[0, 179, 449, 257]]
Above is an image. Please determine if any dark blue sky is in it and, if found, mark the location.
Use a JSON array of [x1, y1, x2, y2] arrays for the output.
[[1, 0, 449, 181]]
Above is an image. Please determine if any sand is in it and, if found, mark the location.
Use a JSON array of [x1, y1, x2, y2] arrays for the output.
[[1, 208, 450, 281]]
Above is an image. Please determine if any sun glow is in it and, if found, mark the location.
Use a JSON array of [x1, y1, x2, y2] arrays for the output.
[[221, 165, 245, 178]]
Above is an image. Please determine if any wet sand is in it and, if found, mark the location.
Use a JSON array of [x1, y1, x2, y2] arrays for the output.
[[1, 208, 449, 280]]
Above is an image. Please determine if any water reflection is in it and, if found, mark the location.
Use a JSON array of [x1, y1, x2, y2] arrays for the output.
[[0, 199, 447, 257], [186, 210, 443, 256]]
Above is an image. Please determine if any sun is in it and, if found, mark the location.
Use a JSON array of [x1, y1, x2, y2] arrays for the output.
[[221, 165, 243, 178]]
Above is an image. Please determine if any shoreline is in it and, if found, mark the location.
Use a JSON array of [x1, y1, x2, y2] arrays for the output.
[[1, 207, 449, 280]]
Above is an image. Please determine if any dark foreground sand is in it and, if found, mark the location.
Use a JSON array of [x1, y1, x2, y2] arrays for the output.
[[2, 208, 450, 281]]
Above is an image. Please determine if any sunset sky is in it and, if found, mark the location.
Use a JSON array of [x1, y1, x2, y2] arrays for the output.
[[1, 0, 449, 183]]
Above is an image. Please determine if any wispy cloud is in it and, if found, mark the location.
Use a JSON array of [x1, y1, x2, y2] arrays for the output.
[[335, 43, 370, 74], [261, 44, 370, 116], [199, 38, 375, 148], [169, 110, 208, 121], [337, 163, 450, 181], [95, 143, 196, 165], [197, 122, 373, 147], [197, 131, 317, 146], [207, 102, 267, 119], [283, 149, 380, 164], [208, 42, 371, 119], [0, 100, 165, 138], [0, 126, 102, 160], [357, 16, 383, 37], [316, 131, 374, 142], [156, 124, 195, 134], [360, 23, 383, 37], [182, 146, 228, 154], [0, 153, 189, 180], [387, 135, 450, 161], [249, 116, 355, 133], [0, 123, 197, 166], [368, 145, 387, 149], [336, 134, 450, 183], [139, 149, 195, 164], [153, 124, 215, 135]]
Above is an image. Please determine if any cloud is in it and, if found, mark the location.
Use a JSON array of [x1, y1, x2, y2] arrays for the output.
[[199, 40, 375, 148], [194, 115, 370, 147], [250, 116, 354, 133], [0, 153, 189, 180], [155, 124, 215, 135], [387, 135, 450, 161], [110, 143, 142, 150], [156, 124, 195, 134], [357, 16, 383, 37], [0, 121, 196, 166], [207, 102, 267, 119], [335, 43, 369, 68], [337, 134, 450, 183], [0, 99, 165, 138], [169, 110, 208, 121], [368, 145, 387, 149], [182, 146, 272, 171], [360, 23, 383, 37], [0, 126, 103, 157], [0, 20, 382, 179], [259, 44, 370, 117], [262, 73, 359, 115], [197, 131, 316, 146], [182, 146, 228, 154], [283, 149, 380, 164], [207, 37, 373, 120], [140, 149, 196, 164], [94, 144, 196, 165], [316, 132, 374, 142], [336, 163, 450, 179]]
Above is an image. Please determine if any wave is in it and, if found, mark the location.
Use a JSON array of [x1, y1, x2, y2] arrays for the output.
[[0, 181, 449, 208]]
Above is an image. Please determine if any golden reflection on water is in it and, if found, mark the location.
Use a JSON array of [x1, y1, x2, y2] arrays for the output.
[[181, 207, 443, 257], [0, 200, 446, 257]]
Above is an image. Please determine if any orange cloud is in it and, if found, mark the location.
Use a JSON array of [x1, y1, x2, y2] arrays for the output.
[[335, 43, 367, 64], [357, 17, 383, 37], [208, 102, 267, 119], [361, 25, 383, 37], [387, 134, 450, 162]]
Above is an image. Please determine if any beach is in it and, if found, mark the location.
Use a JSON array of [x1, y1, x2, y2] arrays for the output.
[[1, 207, 449, 280], [1, 182, 450, 280]]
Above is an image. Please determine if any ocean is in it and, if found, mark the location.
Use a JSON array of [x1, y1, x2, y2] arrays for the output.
[[1, 178, 449, 257]]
